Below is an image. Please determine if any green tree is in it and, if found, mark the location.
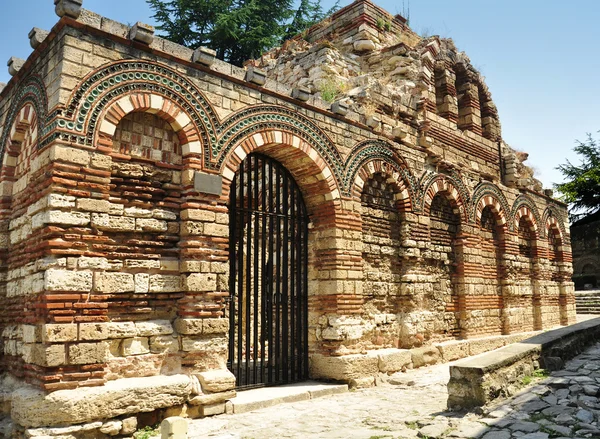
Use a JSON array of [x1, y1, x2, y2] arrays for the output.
[[556, 133, 600, 220], [147, 0, 340, 66]]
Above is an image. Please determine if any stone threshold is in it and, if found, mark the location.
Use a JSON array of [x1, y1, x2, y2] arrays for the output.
[[226, 381, 348, 414]]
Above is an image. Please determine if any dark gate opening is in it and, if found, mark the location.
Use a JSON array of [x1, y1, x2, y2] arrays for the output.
[[228, 153, 309, 389]]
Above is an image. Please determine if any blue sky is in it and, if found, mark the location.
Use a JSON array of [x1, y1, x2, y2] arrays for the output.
[[0, 0, 598, 191]]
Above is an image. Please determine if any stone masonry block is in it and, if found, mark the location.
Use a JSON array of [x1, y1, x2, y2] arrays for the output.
[[93, 272, 135, 293], [196, 369, 236, 392], [202, 318, 228, 335], [121, 337, 150, 356], [106, 322, 137, 339], [161, 416, 188, 439], [79, 323, 110, 341], [184, 273, 217, 292], [377, 349, 413, 373], [68, 342, 109, 364], [42, 324, 78, 343], [310, 353, 379, 381], [149, 335, 179, 354], [410, 346, 441, 368], [91, 214, 135, 232], [135, 320, 174, 336], [149, 275, 181, 293], [49, 145, 90, 166], [174, 318, 203, 335], [45, 270, 92, 292]]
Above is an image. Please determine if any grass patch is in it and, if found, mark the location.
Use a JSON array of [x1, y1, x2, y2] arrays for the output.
[[133, 425, 160, 439]]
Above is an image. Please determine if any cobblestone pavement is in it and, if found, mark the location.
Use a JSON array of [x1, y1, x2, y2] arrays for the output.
[[188, 341, 600, 439]]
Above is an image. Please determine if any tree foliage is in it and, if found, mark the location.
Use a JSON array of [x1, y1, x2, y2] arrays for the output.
[[147, 0, 340, 66], [556, 133, 600, 220]]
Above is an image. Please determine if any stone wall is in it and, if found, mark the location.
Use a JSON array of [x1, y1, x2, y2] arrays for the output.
[[0, 0, 576, 435]]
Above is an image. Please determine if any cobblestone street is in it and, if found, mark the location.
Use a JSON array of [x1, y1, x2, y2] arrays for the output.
[[188, 339, 600, 439]]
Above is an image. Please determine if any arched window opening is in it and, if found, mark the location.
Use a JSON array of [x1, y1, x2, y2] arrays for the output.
[[361, 173, 404, 319]]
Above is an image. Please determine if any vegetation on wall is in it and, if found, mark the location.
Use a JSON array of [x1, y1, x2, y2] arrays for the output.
[[147, 0, 340, 66]]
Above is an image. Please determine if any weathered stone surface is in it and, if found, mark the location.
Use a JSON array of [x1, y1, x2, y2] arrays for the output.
[[411, 346, 440, 368], [45, 270, 92, 292], [377, 349, 412, 373], [197, 370, 236, 393], [11, 375, 192, 427], [121, 337, 150, 356], [161, 416, 188, 438], [68, 342, 109, 364], [310, 353, 379, 381]]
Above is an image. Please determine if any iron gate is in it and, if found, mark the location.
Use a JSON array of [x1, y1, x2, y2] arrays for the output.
[[228, 153, 308, 389]]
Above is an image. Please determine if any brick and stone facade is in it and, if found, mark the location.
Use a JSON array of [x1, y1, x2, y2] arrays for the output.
[[0, 0, 575, 435]]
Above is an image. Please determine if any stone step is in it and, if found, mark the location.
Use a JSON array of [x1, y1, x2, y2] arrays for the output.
[[227, 381, 348, 414]]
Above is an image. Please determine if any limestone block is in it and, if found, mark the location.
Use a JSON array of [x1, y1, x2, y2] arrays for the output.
[[54, 0, 83, 19], [353, 39, 376, 51], [22, 325, 41, 343], [201, 403, 226, 417], [196, 370, 236, 393], [68, 342, 109, 364], [202, 318, 228, 335], [12, 375, 192, 427], [435, 340, 470, 362], [188, 390, 236, 406], [124, 206, 152, 218], [79, 323, 110, 341], [161, 416, 188, 439], [410, 346, 440, 368], [106, 322, 137, 339], [77, 257, 110, 270], [203, 223, 228, 237], [468, 337, 506, 356], [310, 353, 379, 381], [29, 27, 49, 49], [45, 270, 92, 292], [50, 145, 90, 166], [23, 343, 66, 367], [121, 337, 150, 356], [181, 337, 227, 353], [149, 275, 181, 293], [376, 349, 412, 373], [129, 22, 155, 45], [25, 421, 103, 437], [41, 211, 91, 227], [184, 273, 216, 292], [7, 57, 25, 76], [174, 318, 203, 335], [245, 67, 267, 86], [135, 320, 174, 336], [120, 416, 138, 435], [292, 86, 311, 102], [76, 199, 111, 213], [135, 273, 150, 293], [136, 218, 168, 232], [93, 272, 135, 293], [149, 335, 179, 353], [91, 214, 135, 232], [99, 420, 122, 436], [153, 209, 178, 220], [192, 46, 217, 66]]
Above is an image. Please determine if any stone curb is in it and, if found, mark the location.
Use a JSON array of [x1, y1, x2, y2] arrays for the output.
[[447, 317, 600, 408]]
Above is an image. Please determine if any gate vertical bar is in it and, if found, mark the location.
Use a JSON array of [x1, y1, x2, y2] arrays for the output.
[[244, 156, 253, 386], [252, 156, 260, 385], [236, 159, 245, 385], [228, 172, 237, 379], [260, 157, 267, 384], [267, 160, 274, 384], [274, 164, 281, 383], [290, 185, 296, 381], [281, 171, 289, 381]]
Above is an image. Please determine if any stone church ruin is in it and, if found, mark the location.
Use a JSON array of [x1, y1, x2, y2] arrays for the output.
[[0, 0, 575, 436]]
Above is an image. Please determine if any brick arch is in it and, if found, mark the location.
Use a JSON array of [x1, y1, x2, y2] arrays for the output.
[[0, 75, 47, 162], [542, 205, 568, 240], [511, 195, 542, 236], [2, 103, 40, 194], [220, 129, 340, 215], [94, 92, 202, 160], [352, 159, 413, 212], [58, 60, 217, 161], [216, 105, 342, 185], [471, 185, 509, 231], [514, 206, 539, 239], [421, 175, 468, 223]]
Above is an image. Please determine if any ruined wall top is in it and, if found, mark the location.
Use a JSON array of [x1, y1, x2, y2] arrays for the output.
[[0, 0, 541, 192]]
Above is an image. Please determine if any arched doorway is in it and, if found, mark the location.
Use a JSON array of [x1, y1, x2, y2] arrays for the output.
[[228, 153, 309, 388]]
